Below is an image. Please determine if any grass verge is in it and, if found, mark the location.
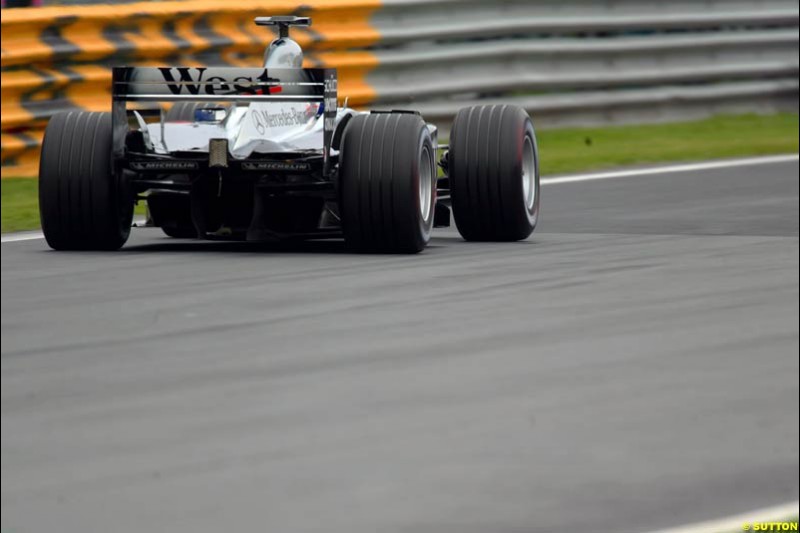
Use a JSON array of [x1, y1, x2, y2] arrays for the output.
[[537, 112, 798, 175], [2, 178, 39, 234], [2, 113, 798, 233]]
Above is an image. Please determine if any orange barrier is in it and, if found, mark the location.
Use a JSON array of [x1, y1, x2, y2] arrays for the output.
[[1, 0, 381, 177]]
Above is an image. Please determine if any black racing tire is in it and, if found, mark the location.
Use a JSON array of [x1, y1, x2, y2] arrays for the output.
[[39, 111, 133, 250], [449, 105, 540, 241], [165, 102, 212, 121], [339, 113, 436, 253], [161, 225, 197, 239]]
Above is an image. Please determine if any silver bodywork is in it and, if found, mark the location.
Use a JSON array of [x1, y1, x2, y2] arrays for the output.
[[143, 104, 357, 158]]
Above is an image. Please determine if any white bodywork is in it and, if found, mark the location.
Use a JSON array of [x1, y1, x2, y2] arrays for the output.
[[143, 103, 360, 159]]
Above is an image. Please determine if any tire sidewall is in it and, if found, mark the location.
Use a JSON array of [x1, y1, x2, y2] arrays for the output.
[[115, 167, 134, 245], [520, 119, 540, 231], [504, 114, 539, 239], [414, 127, 436, 247]]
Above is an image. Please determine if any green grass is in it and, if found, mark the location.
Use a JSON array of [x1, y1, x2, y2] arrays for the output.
[[0, 180, 148, 233], [536, 113, 798, 175], [2, 113, 798, 233], [1, 178, 39, 234]]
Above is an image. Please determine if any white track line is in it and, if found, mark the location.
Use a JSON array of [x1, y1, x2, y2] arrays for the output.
[[644, 501, 798, 533], [1, 229, 45, 243], [3, 154, 798, 244], [541, 153, 798, 185]]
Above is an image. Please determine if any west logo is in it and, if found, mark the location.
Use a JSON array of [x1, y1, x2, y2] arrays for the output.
[[158, 68, 278, 95]]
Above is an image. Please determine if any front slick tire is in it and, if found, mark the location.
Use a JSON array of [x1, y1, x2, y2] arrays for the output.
[[449, 105, 540, 241], [339, 113, 436, 253], [39, 111, 133, 250]]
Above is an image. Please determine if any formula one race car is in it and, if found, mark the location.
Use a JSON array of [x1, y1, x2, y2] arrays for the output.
[[38, 16, 540, 253]]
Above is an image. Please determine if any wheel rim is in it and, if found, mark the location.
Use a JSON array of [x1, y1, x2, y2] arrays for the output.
[[522, 135, 536, 211], [419, 145, 434, 222]]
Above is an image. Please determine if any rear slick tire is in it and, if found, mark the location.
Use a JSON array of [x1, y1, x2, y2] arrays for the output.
[[39, 111, 133, 250], [339, 113, 436, 253]]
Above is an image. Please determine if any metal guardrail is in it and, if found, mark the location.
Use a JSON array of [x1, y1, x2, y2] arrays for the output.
[[414, 80, 800, 129], [364, 0, 799, 128], [1, 0, 798, 176]]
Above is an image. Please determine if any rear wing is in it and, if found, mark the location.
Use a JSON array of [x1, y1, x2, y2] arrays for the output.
[[111, 66, 337, 170]]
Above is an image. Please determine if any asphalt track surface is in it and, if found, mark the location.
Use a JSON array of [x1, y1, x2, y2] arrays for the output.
[[2, 159, 798, 533]]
